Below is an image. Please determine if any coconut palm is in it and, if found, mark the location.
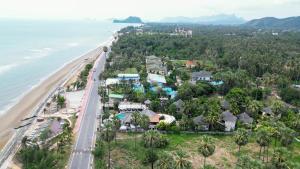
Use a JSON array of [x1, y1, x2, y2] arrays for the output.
[[204, 111, 220, 131], [198, 136, 215, 168], [256, 127, 271, 162], [236, 155, 264, 169], [279, 127, 295, 147], [271, 147, 290, 169], [234, 128, 249, 153], [101, 122, 115, 169], [131, 111, 141, 149], [173, 150, 192, 169], [111, 115, 121, 143], [143, 130, 160, 148], [247, 100, 262, 119]]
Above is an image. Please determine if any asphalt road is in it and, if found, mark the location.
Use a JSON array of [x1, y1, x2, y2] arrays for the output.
[[69, 51, 106, 169]]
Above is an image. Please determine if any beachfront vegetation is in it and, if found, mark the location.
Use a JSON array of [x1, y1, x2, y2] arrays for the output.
[[17, 121, 73, 168], [72, 63, 94, 89]]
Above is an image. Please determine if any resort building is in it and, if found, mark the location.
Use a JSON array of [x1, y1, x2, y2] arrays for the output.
[[191, 71, 212, 83], [117, 74, 140, 83], [146, 55, 167, 75]]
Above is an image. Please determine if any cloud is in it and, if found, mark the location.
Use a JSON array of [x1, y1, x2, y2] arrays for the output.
[[0, 0, 299, 20]]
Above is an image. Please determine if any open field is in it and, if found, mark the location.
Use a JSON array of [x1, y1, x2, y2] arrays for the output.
[[101, 132, 300, 169]]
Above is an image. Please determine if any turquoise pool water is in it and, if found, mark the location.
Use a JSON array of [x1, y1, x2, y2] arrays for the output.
[[116, 113, 126, 120]]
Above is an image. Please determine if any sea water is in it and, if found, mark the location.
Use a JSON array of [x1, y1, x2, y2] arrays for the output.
[[0, 19, 128, 115]]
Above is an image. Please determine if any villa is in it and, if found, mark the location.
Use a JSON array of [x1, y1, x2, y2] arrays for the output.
[[146, 55, 167, 75], [191, 71, 212, 83]]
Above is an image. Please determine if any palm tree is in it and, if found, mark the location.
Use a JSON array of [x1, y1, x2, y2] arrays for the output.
[[173, 150, 192, 169], [247, 100, 262, 119], [131, 111, 141, 149], [139, 114, 150, 131], [234, 128, 249, 153], [103, 46, 108, 58], [21, 136, 28, 148], [272, 147, 290, 169], [198, 136, 215, 168], [156, 152, 174, 169], [204, 111, 220, 131], [101, 122, 115, 169], [111, 115, 121, 143], [256, 127, 271, 162], [143, 149, 158, 169], [279, 127, 295, 147]]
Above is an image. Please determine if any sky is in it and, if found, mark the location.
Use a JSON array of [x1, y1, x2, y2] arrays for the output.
[[0, 0, 299, 21]]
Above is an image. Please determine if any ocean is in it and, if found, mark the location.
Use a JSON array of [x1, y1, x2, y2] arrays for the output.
[[0, 20, 128, 115]]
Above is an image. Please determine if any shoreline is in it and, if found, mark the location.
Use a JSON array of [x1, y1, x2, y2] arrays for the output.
[[0, 36, 113, 149], [0, 36, 115, 117]]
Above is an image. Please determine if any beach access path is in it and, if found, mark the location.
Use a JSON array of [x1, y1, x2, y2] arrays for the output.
[[68, 47, 107, 169], [0, 46, 104, 168]]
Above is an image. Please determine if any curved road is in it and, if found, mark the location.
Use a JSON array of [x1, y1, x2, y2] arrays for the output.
[[68, 51, 106, 169]]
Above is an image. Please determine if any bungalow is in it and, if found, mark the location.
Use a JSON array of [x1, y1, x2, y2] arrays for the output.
[[221, 100, 230, 110], [193, 115, 209, 131], [185, 60, 197, 69], [237, 112, 253, 125], [221, 110, 237, 132], [118, 101, 147, 112], [261, 107, 273, 116], [191, 71, 212, 83], [173, 99, 185, 114], [147, 73, 166, 85], [117, 74, 140, 83]]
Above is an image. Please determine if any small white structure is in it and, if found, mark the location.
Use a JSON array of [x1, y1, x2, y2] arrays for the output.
[[118, 101, 147, 112], [158, 114, 176, 124], [106, 78, 120, 86]]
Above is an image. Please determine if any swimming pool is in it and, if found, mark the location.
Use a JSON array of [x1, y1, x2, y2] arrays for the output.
[[116, 113, 126, 120]]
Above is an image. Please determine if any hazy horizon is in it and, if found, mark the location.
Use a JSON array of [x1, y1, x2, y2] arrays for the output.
[[0, 0, 300, 21]]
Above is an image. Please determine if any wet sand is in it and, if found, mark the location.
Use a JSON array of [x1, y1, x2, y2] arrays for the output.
[[0, 47, 103, 149]]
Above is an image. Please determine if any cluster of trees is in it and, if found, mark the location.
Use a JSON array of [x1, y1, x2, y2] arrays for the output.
[[73, 63, 93, 89], [17, 123, 72, 168], [115, 24, 300, 106]]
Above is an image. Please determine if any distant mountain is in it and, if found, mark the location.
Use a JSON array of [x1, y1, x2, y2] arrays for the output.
[[160, 14, 245, 25], [113, 16, 143, 23], [244, 16, 300, 30]]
